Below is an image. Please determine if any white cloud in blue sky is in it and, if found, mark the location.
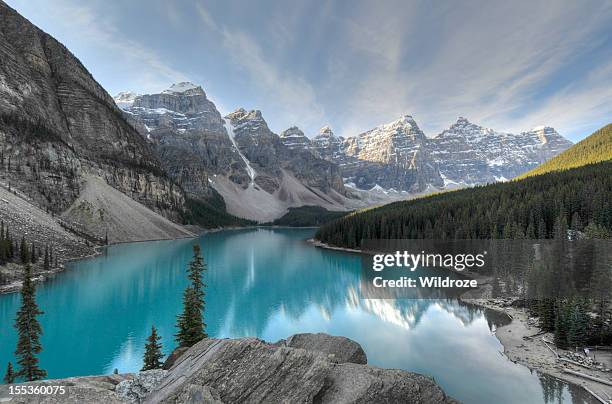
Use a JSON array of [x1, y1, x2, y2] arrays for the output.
[[6, 0, 612, 141]]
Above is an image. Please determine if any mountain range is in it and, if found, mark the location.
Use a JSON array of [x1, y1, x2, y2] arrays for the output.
[[115, 83, 572, 221], [0, 0, 574, 245], [118, 85, 354, 222], [315, 124, 611, 249]]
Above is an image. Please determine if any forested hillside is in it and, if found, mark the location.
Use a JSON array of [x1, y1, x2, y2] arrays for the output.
[[518, 124, 611, 178], [315, 161, 611, 248]]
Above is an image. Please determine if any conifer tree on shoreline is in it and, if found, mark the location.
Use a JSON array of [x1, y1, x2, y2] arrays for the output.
[[175, 244, 207, 348], [142, 326, 164, 371], [3, 362, 14, 384], [14, 264, 46, 381]]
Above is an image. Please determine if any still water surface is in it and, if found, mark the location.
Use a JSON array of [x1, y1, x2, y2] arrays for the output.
[[0, 228, 595, 403]]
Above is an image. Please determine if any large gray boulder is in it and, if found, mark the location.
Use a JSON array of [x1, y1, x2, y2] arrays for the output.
[[280, 332, 367, 365], [146, 336, 455, 404]]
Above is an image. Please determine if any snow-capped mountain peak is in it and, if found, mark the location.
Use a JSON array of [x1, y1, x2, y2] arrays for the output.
[[522, 126, 567, 147], [113, 91, 139, 107], [162, 82, 204, 96], [318, 125, 335, 137], [280, 126, 311, 150], [365, 114, 426, 142]]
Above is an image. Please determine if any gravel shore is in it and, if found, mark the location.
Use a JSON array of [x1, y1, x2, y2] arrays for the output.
[[463, 292, 612, 402]]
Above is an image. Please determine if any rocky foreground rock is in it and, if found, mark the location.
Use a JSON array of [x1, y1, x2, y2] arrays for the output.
[[1, 334, 456, 403]]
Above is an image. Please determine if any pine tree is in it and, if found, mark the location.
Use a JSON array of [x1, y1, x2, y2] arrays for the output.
[[175, 244, 208, 348], [187, 244, 205, 300], [30, 244, 36, 264], [175, 287, 206, 347], [20, 237, 28, 263], [14, 264, 46, 381], [491, 276, 501, 298], [141, 326, 164, 371], [567, 300, 589, 348], [570, 212, 582, 231], [43, 247, 50, 272], [554, 302, 570, 349], [3, 362, 14, 384], [539, 298, 556, 332]]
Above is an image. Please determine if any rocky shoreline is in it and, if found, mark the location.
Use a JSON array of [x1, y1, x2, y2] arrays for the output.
[[0, 333, 457, 403], [463, 295, 612, 403]]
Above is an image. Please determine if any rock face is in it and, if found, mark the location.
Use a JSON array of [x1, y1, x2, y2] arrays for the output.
[[116, 370, 168, 402], [121, 82, 247, 199], [430, 117, 573, 185], [299, 116, 572, 194], [119, 89, 352, 222], [225, 108, 347, 196], [148, 334, 455, 403], [280, 126, 311, 151], [311, 126, 346, 161], [1, 334, 456, 403], [280, 332, 368, 365], [301, 119, 443, 193], [0, 374, 134, 404], [0, 1, 184, 224], [343, 116, 443, 192], [62, 175, 194, 243]]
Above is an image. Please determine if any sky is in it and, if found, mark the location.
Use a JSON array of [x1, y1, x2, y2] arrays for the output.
[[6, 0, 612, 141]]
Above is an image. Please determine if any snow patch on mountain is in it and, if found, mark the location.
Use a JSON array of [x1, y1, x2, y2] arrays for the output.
[[224, 119, 256, 183], [113, 91, 139, 108], [162, 82, 202, 95]]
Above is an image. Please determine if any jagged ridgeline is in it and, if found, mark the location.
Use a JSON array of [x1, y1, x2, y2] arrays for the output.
[[315, 152, 612, 248]]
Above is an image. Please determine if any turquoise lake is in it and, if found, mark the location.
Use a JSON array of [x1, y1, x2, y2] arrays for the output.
[[0, 228, 595, 403]]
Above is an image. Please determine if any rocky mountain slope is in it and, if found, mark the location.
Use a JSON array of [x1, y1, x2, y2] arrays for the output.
[[0, 1, 184, 216], [123, 82, 244, 198], [287, 116, 571, 194], [342, 115, 443, 192], [430, 117, 573, 185], [0, 1, 193, 245], [1, 334, 456, 403], [63, 175, 194, 243], [118, 87, 355, 222], [0, 182, 94, 293]]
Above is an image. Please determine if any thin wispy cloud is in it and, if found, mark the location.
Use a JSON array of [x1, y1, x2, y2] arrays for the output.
[[220, 28, 325, 126], [7, 0, 611, 141]]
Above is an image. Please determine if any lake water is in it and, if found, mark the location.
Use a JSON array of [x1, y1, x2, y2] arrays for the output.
[[0, 228, 595, 403]]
